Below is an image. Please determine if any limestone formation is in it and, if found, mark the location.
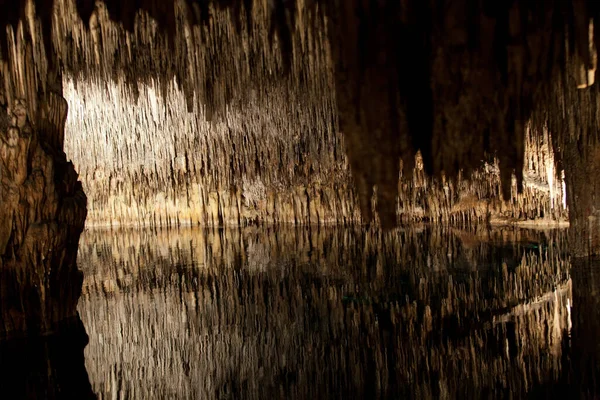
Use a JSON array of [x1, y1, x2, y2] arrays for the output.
[[0, 0, 597, 233], [63, 75, 357, 228], [63, 74, 568, 228]]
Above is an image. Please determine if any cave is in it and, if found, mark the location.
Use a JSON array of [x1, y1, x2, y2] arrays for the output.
[[1, 0, 600, 398]]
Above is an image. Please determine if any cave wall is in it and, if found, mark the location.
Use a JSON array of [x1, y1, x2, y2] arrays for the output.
[[0, 0, 599, 333], [64, 74, 567, 228], [37, 0, 579, 229], [0, 94, 86, 337], [63, 75, 359, 227], [1, 0, 594, 232], [1, 0, 600, 228], [0, 17, 87, 336]]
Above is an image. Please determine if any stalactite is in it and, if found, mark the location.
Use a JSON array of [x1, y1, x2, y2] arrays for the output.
[[63, 74, 357, 228], [1, 0, 596, 230], [64, 74, 567, 228], [3, 0, 598, 230]]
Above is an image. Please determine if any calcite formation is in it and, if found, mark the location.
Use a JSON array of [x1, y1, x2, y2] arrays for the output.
[[63, 75, 568, 228], [63, 75, 358, 228], [1, 0, 600, 335]]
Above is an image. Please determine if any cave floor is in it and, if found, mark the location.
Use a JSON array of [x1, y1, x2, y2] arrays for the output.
[[3, 224, 600, 399]]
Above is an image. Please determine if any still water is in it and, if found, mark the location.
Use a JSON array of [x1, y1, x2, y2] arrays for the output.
[[5, 225, 600, 398]]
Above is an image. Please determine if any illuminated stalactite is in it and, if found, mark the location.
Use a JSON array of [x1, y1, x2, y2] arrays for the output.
[[63, 75, 567, 228], [63, 75, 358, 227], [57, 0, 599, 234]]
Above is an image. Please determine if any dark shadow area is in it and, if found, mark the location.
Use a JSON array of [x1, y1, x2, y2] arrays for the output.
[[0, 315, 95, 400], [568, 258, 600, 399]]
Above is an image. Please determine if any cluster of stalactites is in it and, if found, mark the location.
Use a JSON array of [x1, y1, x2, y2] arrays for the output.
[[63, 73, 568, 229], [0, 0, 329, 123], [2, 0, 600, 227], [325, 0, 600, 228]]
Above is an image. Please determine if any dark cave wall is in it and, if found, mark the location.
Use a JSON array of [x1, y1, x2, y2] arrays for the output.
[[0, 87, 86, 336], [0, 1, 87, 336]]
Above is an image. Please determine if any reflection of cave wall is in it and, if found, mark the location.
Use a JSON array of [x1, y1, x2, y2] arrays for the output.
[[78, 226, 572, 398], [64, 75, 567, 228]]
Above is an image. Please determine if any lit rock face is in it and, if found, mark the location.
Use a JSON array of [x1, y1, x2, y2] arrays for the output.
[[63, 75, 567, 228], [63, 76, 358, 228]]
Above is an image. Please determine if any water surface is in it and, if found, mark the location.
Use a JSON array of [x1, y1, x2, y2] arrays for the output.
[[69, 225, 593, 399]]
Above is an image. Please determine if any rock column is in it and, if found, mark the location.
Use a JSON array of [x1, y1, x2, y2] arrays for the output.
[[0, 19, 87, 337]]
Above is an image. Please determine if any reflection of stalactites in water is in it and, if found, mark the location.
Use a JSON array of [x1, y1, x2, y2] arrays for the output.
[[76, 226, 574, 399]]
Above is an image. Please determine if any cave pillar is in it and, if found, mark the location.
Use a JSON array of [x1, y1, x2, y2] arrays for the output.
[[562, 136, 600, 257], [0, 24, 87, 337]]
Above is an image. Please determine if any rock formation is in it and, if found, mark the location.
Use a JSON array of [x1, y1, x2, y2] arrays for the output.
[[1, 0, 600, 336], [0, 43, 86, 336], [63, 74, 568, 229], [1, 0, 596, 226]]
